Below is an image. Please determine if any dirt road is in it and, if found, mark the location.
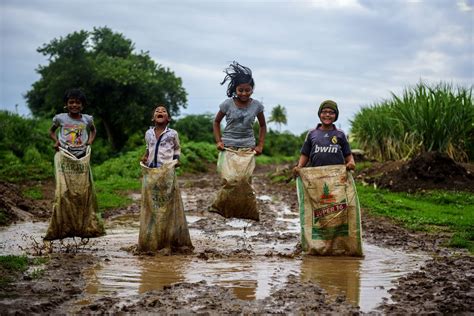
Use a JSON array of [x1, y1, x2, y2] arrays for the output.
[[0, 165, 472, 315]]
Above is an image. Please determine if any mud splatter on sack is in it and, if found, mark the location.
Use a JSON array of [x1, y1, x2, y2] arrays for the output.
[[211, 148, 259, 221], [44, 147, 105, 240], [138, 161, 193, 252], [296, 165, 363, 256]]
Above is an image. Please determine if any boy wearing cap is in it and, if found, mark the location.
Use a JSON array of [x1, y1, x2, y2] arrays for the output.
[[293, 100, 355, 176]]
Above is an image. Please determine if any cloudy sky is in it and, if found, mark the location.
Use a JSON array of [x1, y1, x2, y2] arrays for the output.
[[1, 0, 472, 135]]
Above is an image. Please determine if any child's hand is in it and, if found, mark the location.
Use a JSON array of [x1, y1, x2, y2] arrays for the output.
[[216, 141, 225, 151], [346, 161, 355, 171], [53, 141, 60, 151], [253, 145, 263, 156], [293, 166, 301, 178], [140, 156, 148, 164]]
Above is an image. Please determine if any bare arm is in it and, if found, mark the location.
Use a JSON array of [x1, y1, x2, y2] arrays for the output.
[[141, 149, 149, 164], [49, 124, 60, 151], [87, 123, 96, 145], [253, 112, 267, 155], [213, 111, 225, 151], [293, 154, 309, 177]]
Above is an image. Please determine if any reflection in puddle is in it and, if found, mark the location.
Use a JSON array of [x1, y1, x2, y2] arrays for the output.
[[76, 214, 426, 312], [0, 205, 427, 312]]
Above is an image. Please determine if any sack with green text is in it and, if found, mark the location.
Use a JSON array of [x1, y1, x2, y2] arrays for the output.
[[296, 165, 363, 256], [44, 147, 105, 240], [211, 148, 259, 221], [138, 160, 193, 253]]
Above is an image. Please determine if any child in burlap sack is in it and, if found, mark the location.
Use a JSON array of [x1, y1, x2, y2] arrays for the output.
[[138, 105, 193, 253], [293, 100, 362, 256], [211, 61, 267, 220]]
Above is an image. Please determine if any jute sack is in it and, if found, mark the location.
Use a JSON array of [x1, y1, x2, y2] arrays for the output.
[[211, 148, 259, 221], [296, 165, 363, 256], [44, 147, 105, 240], [138, 161, 193, 252]]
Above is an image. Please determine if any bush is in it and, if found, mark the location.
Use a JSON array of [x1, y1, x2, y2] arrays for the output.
[[351, 82, 474, 162]]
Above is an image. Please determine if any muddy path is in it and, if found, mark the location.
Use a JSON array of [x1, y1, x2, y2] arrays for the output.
[[0, 165, 472, 315]]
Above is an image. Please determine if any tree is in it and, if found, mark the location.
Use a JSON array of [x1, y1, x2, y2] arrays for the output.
[[172, 114, 215, 143], [268, 104, 287, 131], [26, 27, 187, 151]]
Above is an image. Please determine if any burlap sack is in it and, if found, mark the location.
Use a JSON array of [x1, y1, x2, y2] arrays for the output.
[[44, 147, 105, 240], [138, 161, 193, 252], [211, 148, 259, 221], [296, 165, 363, 256]]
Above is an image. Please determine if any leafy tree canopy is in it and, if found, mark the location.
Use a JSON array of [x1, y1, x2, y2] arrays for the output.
[[171, 113, 215, 143], [26, 26, 187, 151]]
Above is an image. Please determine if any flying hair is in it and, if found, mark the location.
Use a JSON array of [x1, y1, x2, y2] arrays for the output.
[[220, 61, 255, 97]]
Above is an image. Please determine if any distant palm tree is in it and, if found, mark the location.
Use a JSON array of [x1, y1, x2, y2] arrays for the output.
[[268, 104, 287, 131]]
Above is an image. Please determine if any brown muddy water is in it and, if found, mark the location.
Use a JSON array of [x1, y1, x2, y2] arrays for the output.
[[0, 192, 428, 313]]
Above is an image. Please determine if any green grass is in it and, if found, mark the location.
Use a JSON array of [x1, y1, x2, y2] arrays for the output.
[[0, 255, 29, 288], [23, 186, 43, 200], [95, 176, 140, 211], [357, 184, 474, 252], [0, 255, 50, 288], [0, 255, 29, 272]]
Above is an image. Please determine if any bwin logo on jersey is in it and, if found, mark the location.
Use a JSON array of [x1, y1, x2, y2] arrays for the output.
[[314, 145, 338, 153]]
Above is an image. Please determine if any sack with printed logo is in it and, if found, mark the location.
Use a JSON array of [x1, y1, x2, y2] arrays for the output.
[[138, 161, 193, 252], [44, 147, 105, 240], [296, 165, 363, 256], [211, 148, 259, 221]]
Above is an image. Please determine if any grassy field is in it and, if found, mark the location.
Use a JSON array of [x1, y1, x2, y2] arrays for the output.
[[357, 184, 474, 252]]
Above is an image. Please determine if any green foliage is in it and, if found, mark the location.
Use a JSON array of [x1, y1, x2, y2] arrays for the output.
[[89, 138, 116, 165], [262, 129, 304, 157], [92, 149, 142, 211], [91, 142, 218, 211], [180, 142, 217, 173], [23, 187, 43, 200], [25, 26, 187, 152], [351, 82, 474, 162], [0, 111, 53, 181], [0, 255, 49, 288], [92, 148, 142, 180], [0, 255, 29, 272], [357, 184, 474, 252], [172, 113, 215, 143]]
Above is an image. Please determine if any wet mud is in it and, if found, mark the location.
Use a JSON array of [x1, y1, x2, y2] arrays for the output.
[[0, 164, 473, 315]]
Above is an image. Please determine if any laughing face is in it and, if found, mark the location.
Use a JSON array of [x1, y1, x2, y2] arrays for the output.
[[153, 106, 170, 124]]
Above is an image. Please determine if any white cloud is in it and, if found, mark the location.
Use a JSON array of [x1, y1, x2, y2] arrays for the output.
[[304, 0, 367, 11], [457, 0, 473, 11], [1, 0, 472, 134]]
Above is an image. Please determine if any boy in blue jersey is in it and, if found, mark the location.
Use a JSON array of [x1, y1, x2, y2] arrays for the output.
[[294, 100, 355, 176]]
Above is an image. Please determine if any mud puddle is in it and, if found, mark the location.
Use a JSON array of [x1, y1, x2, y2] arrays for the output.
[[0, 206, 427, 313]]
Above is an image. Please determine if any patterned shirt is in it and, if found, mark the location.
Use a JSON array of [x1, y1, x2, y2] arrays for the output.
[[301, 124, 351, 167], [52, 113, 94, 148], [145, 126, 181, 167]]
